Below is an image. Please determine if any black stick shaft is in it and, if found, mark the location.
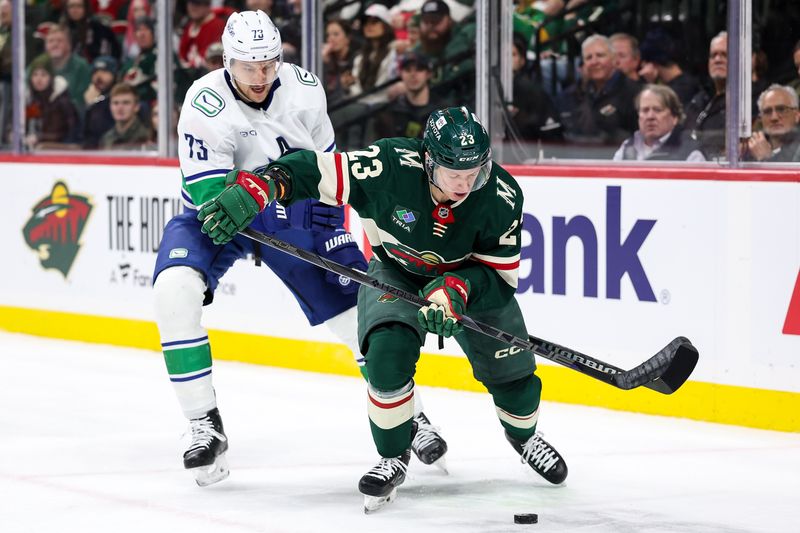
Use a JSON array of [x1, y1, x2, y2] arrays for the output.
[[240, 227, 686, 393]]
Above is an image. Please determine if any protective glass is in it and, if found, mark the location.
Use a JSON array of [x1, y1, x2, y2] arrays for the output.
[[229, 57, 282, 87]]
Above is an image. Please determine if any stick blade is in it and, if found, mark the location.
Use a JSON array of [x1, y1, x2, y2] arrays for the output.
[[612, 336, 699, 393], [645, 337, 699, 394]]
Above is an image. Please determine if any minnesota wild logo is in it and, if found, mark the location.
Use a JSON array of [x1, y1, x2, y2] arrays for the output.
[[23, 181, 93, 278], [377, 293, 398, 303], [384, 241, 459, 276], [391, 205, 419, 233]]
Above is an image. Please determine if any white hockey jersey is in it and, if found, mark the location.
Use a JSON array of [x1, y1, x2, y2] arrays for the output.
[[177, 64, 335, 209]]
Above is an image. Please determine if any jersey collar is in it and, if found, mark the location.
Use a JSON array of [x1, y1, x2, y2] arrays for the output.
[[224, 70, 281, 111]]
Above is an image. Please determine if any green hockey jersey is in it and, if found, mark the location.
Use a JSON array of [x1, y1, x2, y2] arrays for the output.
[[270, 137, 524, 309]]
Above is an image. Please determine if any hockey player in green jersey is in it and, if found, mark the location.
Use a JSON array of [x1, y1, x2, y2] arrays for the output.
[[197, 106, 568, 511]]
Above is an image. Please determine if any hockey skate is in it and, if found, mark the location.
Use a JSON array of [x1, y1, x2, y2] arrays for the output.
[[358, 447, 412, 513], [183, 407, 229, 487], [505, 431, 568, 485], [411, 412, 448, 473]]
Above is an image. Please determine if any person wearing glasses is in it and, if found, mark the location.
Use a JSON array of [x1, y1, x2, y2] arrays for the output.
[[744, 84, 800, 162]]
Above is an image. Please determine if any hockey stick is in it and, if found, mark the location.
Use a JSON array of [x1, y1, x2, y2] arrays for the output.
[[240, 227, 698, 394]]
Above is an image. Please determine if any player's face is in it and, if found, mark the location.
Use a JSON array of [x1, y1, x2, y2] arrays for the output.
[[434, 166, 480, 202], [230, 58, 281, 102]]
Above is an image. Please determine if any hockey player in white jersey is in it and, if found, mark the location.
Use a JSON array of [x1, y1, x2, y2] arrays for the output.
[[152, 10, 447, 487]]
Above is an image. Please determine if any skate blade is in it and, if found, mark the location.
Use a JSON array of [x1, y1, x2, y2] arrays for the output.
[[363, 488, 397, 514], [431, 456, 449, 475], [191, 454, 230, 487]]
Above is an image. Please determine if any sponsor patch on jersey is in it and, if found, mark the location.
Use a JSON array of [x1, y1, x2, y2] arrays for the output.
[[169, 248, 189, 259], [291, 64, 318, 86], [391, 205, 419, 233], [191, 88, 226, 117]]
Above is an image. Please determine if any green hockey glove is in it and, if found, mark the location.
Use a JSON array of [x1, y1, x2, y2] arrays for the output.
[[197, 169, 280, 245], [417, 273, 471, 337]]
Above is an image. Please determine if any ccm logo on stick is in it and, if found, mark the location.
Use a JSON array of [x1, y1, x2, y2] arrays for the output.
[[495, 346, 523, 359]]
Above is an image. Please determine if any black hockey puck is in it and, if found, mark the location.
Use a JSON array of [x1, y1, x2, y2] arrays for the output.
[[514, 513, 538, 524]]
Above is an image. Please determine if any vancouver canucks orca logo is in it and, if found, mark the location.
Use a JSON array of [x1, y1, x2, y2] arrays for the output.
[[23, 181, 92, 278]]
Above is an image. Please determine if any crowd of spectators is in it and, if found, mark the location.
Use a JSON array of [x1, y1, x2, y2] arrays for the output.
[[3, 0, 800, 163]]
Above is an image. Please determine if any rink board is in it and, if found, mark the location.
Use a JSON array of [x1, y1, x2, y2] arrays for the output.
[[1, 156, 798, 431]]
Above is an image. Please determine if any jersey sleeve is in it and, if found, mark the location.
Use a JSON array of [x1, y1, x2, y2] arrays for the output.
[[177, 86, 237, 209], [456, 170, 523, 309], [269, 138, 394, 213]]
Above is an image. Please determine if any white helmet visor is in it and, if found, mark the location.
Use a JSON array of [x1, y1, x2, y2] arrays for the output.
[[229, 56, 282, 87]]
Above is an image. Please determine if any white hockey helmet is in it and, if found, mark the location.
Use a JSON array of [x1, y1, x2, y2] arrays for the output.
[[222, 10, 283, 86]]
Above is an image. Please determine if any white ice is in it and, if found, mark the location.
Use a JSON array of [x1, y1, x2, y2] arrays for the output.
[[1, 331, 798, 533]]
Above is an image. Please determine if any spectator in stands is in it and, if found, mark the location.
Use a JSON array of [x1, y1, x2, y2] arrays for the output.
[[638, 27, 700, 108], [610, 33, 641, 83], [322, 18, 357, 104], [789, 39, 800, 98], [92, 0, 127, 20], [508, 34, 562, 142], [83, 55, 118, 148], [99, 83, 150, 150], [752, 49, 770, 107], [25, 56, 81, 150], [0, 0, 9, 78], [557, 34, 640, 154], [416, 0, 475, 96], [685, 31, 727, 159], [513, 0, 565, 46], [61, 0, 121, 63], [406, 13, 421, 50], [0, 0, 10, 144], [120, 16, 156, 104], [32, 24, 92, 114], [203, 42, 224, 71], [744, 84, 800, 162], [122, 0, 152, 60], [349, 3, 397, 105], [370, 50, 440, 139], [178, 0, 225, 70], [613, 84, 704, 161], [638, 60, 658, 84]]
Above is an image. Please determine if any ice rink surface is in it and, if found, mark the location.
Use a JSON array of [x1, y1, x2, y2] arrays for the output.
[[2, 331, 798, 533]]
